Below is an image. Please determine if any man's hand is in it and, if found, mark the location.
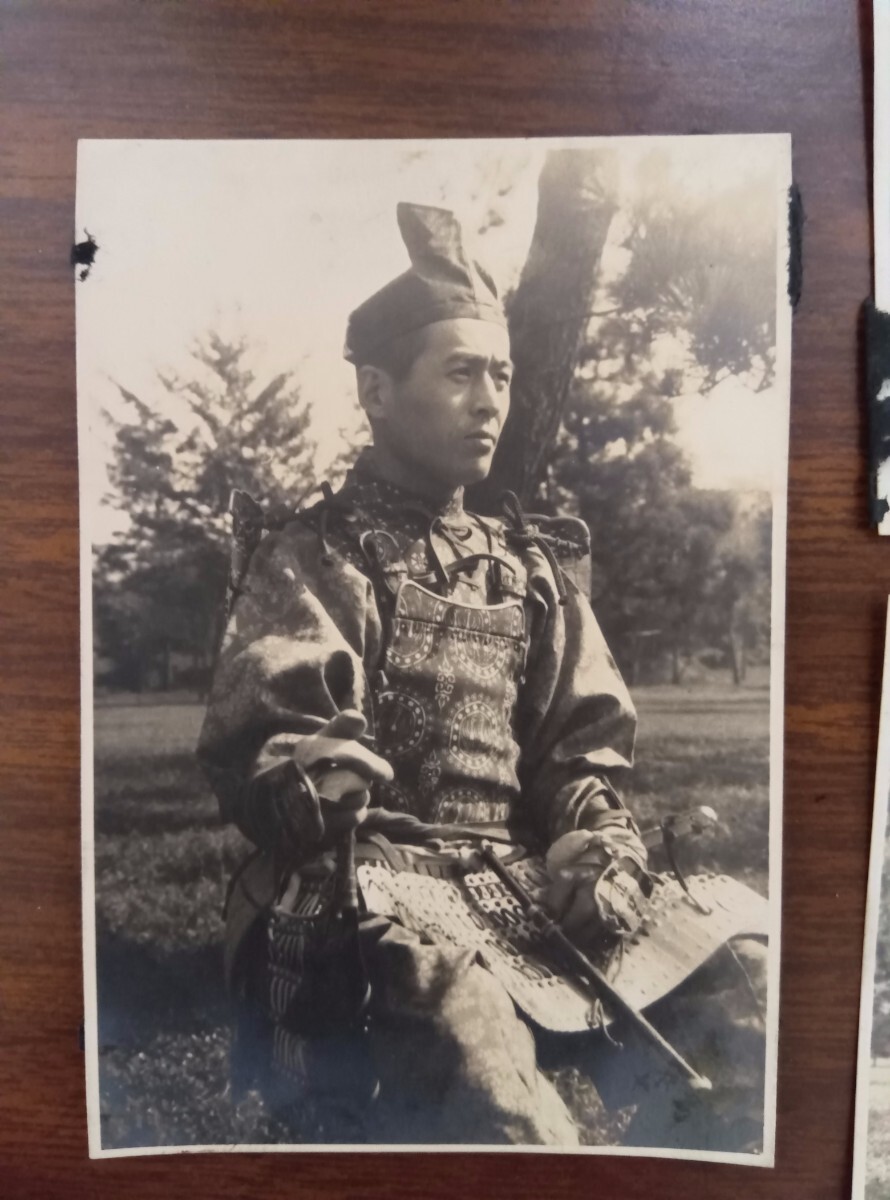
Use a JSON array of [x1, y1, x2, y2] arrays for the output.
[[545, 823, 650, 945], [242, 710, 392, 857], [293, 710, 393, 845]]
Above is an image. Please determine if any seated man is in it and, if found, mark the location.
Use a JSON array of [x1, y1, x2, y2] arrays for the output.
[[197, 202, 765, 1149]]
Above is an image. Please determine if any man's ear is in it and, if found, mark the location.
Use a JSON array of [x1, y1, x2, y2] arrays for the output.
[[356, 365, 393, 422]]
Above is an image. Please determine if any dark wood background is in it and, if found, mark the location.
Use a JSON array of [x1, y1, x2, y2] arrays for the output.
[[0, 1, 879, 1195]]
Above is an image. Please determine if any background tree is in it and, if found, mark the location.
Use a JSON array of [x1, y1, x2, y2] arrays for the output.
[[471, 148, 619, 509], [94, 334, 317, 691], [481, 150, 778, 680]]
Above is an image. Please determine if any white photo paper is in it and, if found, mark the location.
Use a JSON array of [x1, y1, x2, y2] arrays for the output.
[[77, 135, 791, 1162]]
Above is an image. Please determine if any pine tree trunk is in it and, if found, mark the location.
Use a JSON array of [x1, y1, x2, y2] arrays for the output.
[[469, 147, 619, 511]]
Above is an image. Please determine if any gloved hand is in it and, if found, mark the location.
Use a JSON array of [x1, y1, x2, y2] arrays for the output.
[[294, 710, 393, 846], [241, 710, 393, 858], [545, 820, 650, 947]]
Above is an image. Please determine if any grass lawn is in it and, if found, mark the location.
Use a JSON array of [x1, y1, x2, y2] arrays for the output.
[[91, 681, 772, 1150]]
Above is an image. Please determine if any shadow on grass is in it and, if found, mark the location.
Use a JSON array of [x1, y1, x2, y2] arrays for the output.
[[95, 930, 285, 1150], [97, 931, 229, 1051]]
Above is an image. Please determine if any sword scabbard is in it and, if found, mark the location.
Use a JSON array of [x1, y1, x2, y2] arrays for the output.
[[477, 841, 712, 1094]]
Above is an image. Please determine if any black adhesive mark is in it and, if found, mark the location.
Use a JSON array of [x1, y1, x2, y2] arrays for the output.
[[71, 230, 98, 281], [787, 185, 804, 309], [865, 300, 890, 525]]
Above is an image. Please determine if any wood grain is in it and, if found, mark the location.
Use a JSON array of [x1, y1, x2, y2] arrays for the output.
[[0, 0, 879, 1195]]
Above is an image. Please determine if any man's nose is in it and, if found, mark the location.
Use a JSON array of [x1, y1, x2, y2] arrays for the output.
[[472, 373, 503, 416]]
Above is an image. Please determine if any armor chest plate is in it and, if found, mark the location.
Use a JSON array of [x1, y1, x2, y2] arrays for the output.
[[373, 578, 528, 823]]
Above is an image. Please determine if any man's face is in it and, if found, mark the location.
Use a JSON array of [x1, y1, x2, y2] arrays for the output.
[[369, 318, 513, 492]]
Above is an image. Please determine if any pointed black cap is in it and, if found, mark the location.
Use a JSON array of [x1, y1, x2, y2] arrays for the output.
[[344, 203, 507, 364]]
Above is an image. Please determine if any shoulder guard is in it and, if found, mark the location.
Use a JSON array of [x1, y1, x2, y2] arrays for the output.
[[226, 487, 325, 617], [498, 491, 592, 602]]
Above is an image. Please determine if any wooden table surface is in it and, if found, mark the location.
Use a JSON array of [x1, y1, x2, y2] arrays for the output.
[[0, 1, 880, 1196]]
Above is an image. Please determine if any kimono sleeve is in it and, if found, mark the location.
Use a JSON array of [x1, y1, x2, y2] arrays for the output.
[[196, 521, 383, 823], [517, 554, 637, 845]]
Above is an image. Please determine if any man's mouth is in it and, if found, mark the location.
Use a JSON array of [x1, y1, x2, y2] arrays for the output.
[[464, 431, 497, 448]]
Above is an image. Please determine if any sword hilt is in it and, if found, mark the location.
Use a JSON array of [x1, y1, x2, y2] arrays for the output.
[[335, 830, 359, 916]]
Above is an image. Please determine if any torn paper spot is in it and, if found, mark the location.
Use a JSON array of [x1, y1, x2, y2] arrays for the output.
[[71, 230, 98, 281], [866, 302, 890, 529]]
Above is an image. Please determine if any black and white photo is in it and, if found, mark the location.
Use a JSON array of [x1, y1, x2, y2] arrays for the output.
[[78, 135, 790, 1161]]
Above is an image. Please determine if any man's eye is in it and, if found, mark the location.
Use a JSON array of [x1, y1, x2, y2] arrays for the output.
[[450, 367, 471, 380]]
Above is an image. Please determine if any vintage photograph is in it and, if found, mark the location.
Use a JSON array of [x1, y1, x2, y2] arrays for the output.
[[853, 604, 890, 1199], [78, 135, 790, 1160]]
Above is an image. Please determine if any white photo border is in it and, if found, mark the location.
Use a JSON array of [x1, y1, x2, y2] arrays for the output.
[[77, 133, 793, 1164]]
